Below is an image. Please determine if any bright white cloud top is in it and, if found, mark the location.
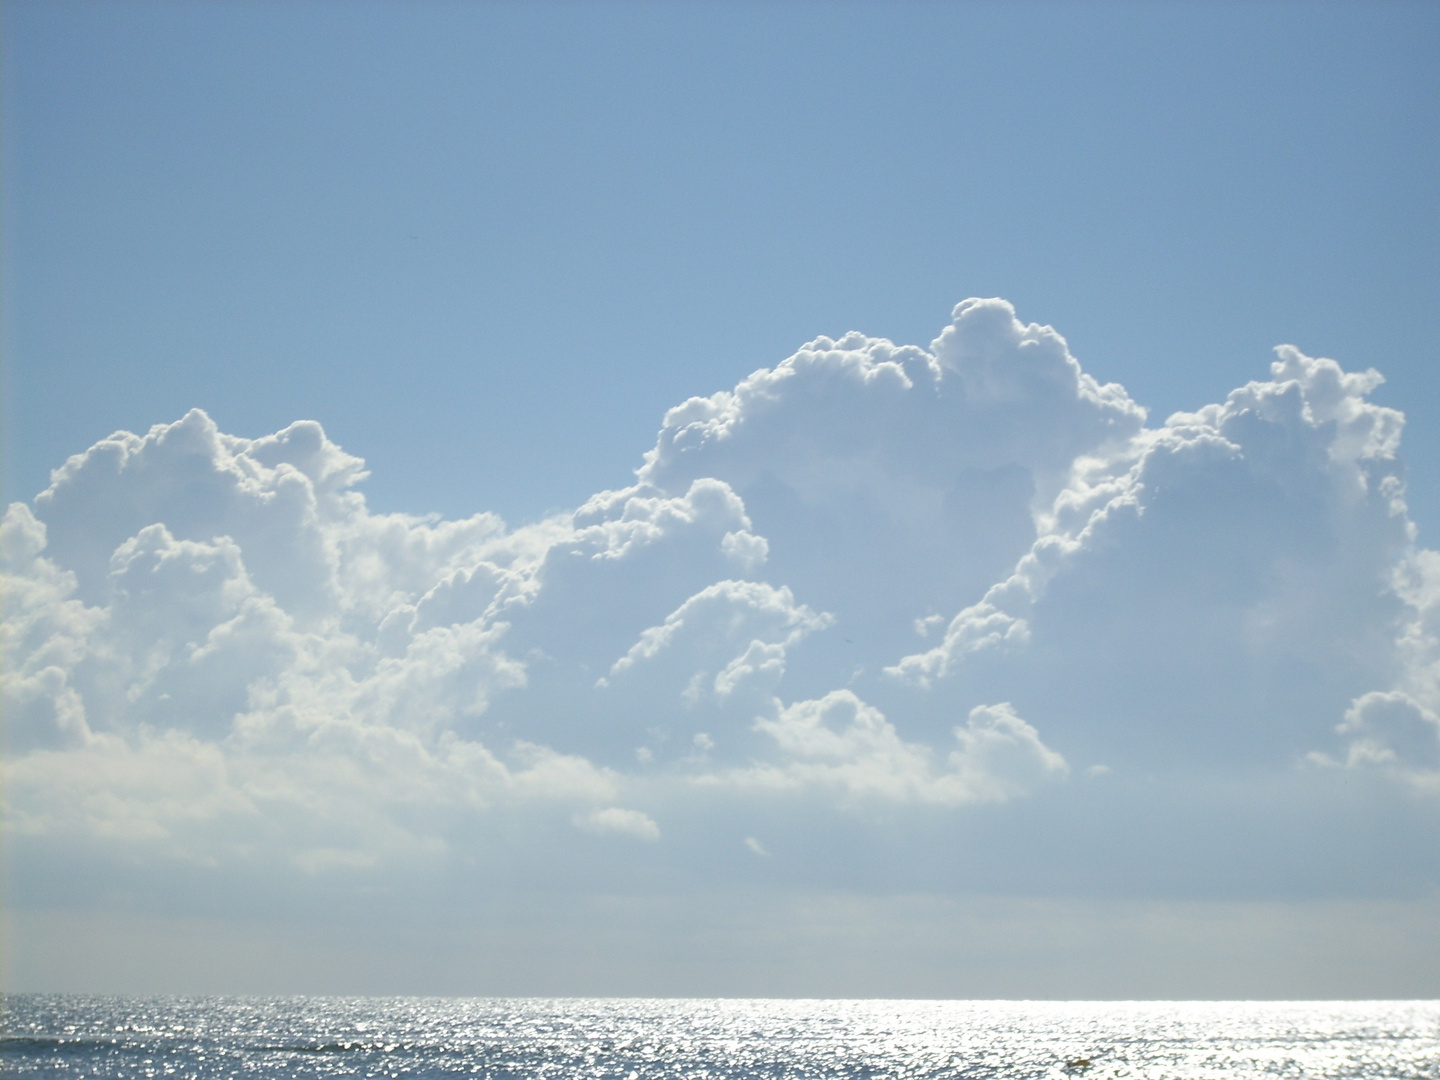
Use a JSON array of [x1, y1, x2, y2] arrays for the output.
[[5, 299, 1439, 993]]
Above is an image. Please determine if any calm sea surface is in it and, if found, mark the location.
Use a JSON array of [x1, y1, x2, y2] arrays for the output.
[[2, 997, 1436, 1080]]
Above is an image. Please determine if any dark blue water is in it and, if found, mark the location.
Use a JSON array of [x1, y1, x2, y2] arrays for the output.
[[3, 996, 1437, 1080]]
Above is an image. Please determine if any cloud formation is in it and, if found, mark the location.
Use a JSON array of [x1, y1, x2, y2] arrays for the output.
[[4, 299, 1437, 897], [714, 695, 1067, 806]]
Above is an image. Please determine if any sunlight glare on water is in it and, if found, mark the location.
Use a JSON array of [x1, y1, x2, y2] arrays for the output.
[[2, 997, 1437, 1079]]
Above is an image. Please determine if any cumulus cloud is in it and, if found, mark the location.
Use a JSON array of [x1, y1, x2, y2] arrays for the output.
[[636, 299, 1145, 646], [3, 299, 1437, 899], [890, 345, 1409, 687], [1324, 673, 1440, 791], [1380, 547, 1440, 774], [712, 693, 1066, 806], [1336, 691, 1440, 769], [573, 806, 662, 841], [604, 579, 831, 704]]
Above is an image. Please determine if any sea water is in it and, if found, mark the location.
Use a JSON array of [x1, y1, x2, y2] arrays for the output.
[[2, 996, 1436, 1079]]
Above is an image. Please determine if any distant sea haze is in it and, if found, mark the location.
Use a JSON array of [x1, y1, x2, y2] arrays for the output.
[[2, 997, 1437, 1079]]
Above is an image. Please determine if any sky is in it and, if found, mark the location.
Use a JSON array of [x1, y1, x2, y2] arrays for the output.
[[3, 1, 1439, 998]]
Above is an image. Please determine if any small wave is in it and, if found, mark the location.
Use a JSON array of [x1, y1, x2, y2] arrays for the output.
[[260, 1041, 385, 1054], [0, 1035, 121, 1053]]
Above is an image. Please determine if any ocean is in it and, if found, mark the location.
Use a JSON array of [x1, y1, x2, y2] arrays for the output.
[[2, 996, 1436, 1079]]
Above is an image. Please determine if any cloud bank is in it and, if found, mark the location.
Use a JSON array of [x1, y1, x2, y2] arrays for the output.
[[5, 299, 1438, 904]]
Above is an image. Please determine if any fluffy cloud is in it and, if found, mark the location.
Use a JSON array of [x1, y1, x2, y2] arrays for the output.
[[892, 346, 1409, 684], [637, 299, 1145, 644], [4, 299, 1437, 896], [711, 694, 1066, 806], [573, 806, 662, 841], [1335, 691, 1440, 771], [604, 579, 831, 704]]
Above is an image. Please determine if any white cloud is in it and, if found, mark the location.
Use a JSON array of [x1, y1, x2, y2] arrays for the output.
[[573, 806, 661, 841], [1331, 691, 1440, 786], [4, 299, 1437, 905], [889, 344, 1411, 692], [604, 578, 831, 703], [711, 692, 1066, 807], [641, 298, 1145, 504], [634, 300, 1146, 651], [1382, 547, 1440, 766]]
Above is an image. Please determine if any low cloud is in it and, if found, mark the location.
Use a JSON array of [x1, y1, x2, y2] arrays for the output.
[[3, 299, 1437, 904], [604, 579, 832, 704], [573, 806, 661, 842], [1318, 690, 1440, 791], [714, 693, 1066, 807]]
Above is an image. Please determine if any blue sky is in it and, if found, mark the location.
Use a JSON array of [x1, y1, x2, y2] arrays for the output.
[[4, 1, 1440, 996], [7, 1, 1438, 526]]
